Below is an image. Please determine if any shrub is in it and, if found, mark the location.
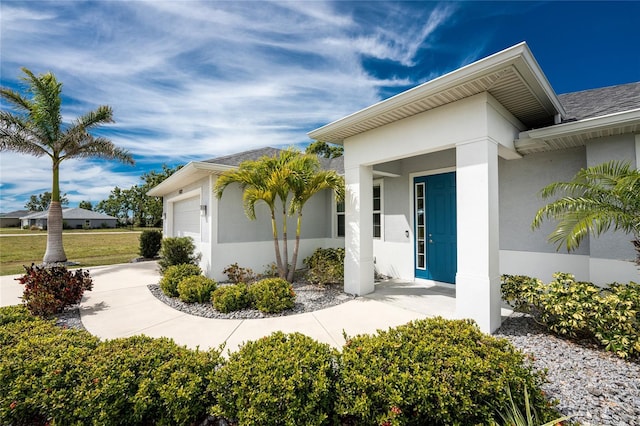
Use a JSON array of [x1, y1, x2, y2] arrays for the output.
[[212, 332, 337, 425], [502, 273, 640, 359], [304, 247, 345, 285], [158, 236, 201, 273], [178, 275, 218, 303], [212, 283, 251, 313], [335, 317, 557, 426], [159, 263, 202, 297], [77, 336, 222, 425], [248, 278, 295, 313], [223, 262, 255, 283], [139, 229, 162, 258], [0, 304, 36, 326], [0, 318, 100, 425], [17, 264, 93, 317]]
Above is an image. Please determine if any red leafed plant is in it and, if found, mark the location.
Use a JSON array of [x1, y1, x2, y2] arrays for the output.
[[17, 264, 93, 317]]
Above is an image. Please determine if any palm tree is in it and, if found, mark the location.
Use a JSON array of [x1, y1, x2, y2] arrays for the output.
[[215, 149, 344, 282], [0, 68, 134, 263], [532, 160, 640, 265], [287, 153, 344, 282]]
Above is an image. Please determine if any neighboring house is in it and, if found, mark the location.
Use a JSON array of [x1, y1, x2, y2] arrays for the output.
[[20, 208, 118, 229], [0, 210, 31, 227], [308, 42, 640, 333], [147, 147, 344, 281]]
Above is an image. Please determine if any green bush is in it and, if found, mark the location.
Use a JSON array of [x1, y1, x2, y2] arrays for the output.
[[139, 229, 162, 258], [212, 332, 337, 425], [248, 278, 295, 313], [77, 336, 222, 425], [335, 317, 557, 426], [0, 304, 36, 326], [159, 263, 202, 297], [177, 275, 217, 303], [0, 318, 100, 425], [212, 283, 251, 313], [17, 264, 93, 317], [502, 273, 640, 358], [304, 247, 345, 285], [223, 262, 255, 283], [158, 236, 201, 273]]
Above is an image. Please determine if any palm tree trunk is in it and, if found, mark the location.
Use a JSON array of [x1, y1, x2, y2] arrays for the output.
[[270, 210, 286, 279], [43, 201, 67, 264], [281, 204, 289, 278], [287, 213, 302, 283]]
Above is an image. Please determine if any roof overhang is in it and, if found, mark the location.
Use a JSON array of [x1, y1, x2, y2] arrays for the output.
[[515, 108, 640, 154], [308, 42, 565, 144], [147, 161, 236, 196]]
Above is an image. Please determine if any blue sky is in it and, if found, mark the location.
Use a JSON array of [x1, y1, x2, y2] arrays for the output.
[[1, 1, 639, 213]]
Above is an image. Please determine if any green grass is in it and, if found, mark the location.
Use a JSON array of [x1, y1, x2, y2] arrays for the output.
[[0, 227, 157, 235], [0, 231, 151, 275]]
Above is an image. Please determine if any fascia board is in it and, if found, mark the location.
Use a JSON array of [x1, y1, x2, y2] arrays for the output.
[[519, 108, 640, 140], [146, 162, 237, 196], [308, 42, 563, 141]]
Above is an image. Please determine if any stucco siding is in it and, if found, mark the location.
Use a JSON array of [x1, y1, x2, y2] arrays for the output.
[[499, 147, 588, 255], [585, 134, 638, 261]]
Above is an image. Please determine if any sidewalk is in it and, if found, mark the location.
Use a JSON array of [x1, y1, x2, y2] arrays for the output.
[[1, 262, 461, 354]]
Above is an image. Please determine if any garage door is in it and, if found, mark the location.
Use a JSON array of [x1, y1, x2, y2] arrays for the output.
[[172, 196, 200, 238]]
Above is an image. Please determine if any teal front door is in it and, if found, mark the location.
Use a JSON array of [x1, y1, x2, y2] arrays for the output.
[[414, 172, 457, 284]]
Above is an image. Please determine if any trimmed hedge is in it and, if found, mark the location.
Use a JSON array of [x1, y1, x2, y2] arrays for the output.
[[158, 236, 201, 273], [177, 275, 217, 303], [212, 283, 251, 313], [248, 278, 295, 313], [159, 263, 202, 297], [335, 317, 557, 425], [304, 247, 345, 285], [211, 332, 337, 425], [139, 229, 162, 258]]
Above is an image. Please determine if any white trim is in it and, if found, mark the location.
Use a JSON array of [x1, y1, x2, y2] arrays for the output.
[[148, 161, 236, 196], [333, 191, 345, 239]]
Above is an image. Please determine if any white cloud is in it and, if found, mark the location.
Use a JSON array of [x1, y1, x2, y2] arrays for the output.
[[0, 0, 459, 212]]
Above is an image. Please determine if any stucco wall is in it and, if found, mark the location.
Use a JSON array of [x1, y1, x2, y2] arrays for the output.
[[585, 134, 637, 261], [216, 181, 333, 244], [498, 147, 588, 255]]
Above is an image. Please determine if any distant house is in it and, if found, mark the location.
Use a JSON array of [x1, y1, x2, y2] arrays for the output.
[[0, 210, 31, 228], [20, 208, 118, 230]]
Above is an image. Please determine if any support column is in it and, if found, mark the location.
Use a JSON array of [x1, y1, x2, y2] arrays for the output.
[[344, 164, 374, 295], [455, 138, 501, 333]]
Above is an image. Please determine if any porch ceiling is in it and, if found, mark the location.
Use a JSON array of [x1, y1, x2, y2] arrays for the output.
[[308, 43, 564, 144]]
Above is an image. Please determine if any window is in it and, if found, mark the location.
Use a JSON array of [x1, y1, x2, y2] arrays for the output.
[[335, 183, 382, 238], [336, 200, 345, 237], [373, 184, 381, 238]]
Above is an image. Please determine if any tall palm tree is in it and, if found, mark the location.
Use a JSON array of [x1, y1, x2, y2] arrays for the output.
[[0, 68, 134, 263], [532, 160, 640, 265], [287, 153, 344, 282]]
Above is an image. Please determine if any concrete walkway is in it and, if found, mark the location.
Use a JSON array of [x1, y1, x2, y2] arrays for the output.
[[1, 262, 471, 354]]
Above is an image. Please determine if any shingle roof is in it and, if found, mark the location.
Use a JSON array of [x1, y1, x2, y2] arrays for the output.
[[204, 146, 344, 173], [558, 81, 640, 121], [0, 210, 31, 218]]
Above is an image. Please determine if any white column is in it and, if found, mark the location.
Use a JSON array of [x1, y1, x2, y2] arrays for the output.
[[344, 164, 375, 295], [455, 138, 501, 333]]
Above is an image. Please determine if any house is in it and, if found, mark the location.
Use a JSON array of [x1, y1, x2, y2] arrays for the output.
[[308, 42, 639, 332], [0, 210, 31, 228], [20, 208, 118, 229], [150, 42, 638, 333], [147, 147, 344, 280]]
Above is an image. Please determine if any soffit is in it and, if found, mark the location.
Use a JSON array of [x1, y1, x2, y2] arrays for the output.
[[308, 43, 562, 144]]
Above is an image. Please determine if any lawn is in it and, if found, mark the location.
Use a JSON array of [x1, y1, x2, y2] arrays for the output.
[[0, 229, 155, 275]]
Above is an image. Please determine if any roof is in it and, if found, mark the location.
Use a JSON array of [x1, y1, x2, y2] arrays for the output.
[[148, 147, 344, 197], [309, 42, 564, 144], [558, 81, 640, 121], [0, 210, 31, 218], [20, 208, 117, 220]]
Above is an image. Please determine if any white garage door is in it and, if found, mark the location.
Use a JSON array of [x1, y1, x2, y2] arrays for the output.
[[172, 196, 200, 237]]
